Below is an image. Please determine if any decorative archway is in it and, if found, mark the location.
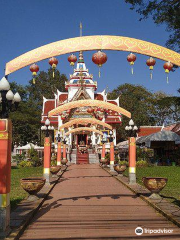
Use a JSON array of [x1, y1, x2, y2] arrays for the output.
[[65, 127, 103, 136], [5, 35, 180, 75], [48, 99, 131, 118], [59, 118, 112, 130]]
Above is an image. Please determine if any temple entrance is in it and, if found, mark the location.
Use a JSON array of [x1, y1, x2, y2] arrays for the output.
[[77, 134, 87, 146]]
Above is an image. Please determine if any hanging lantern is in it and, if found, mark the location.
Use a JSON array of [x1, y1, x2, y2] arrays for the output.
[[61, 115, 66, 121], [49, 57, 58, 78], [30, 63, 39, 84], [68, 54, 77, 67], [87, 108, 94, 114], [146, 57, 156, 79], [127, 53, 136, 74], [163, 61, 173, 83], [92, 50, 107, 78]]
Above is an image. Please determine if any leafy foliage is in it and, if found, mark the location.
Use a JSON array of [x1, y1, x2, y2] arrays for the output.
[[10, 68, 67, 145], [125, 0, 180, 51], [108, 83, 180, 141]]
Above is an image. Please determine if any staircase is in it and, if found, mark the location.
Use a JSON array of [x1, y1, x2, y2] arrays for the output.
[[77, 152, 89, 164]]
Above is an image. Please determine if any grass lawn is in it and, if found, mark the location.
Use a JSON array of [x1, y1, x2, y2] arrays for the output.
[[11, 166, 43, 209], [125, 166, 180, 207]]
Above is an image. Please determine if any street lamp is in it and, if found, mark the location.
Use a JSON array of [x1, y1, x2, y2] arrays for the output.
[[125, 119, 138, 185], [125, 119, 138, 137], [107, 130, 114, 142], [0, 77, 21, 118], [41, 118, 54, 137]]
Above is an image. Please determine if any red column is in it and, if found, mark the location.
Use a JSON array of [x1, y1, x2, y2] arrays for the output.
[[110, 141, 114, 171], [101, 143, 106, 160], [63, 143, 67, 160], [57, 142, 61, 166], [129, 137, 136, 184], [0, 119, 12, 236], [44, 137, 51, 183]]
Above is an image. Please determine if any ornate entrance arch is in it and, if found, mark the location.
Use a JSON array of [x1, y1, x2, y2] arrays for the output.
[[48, 99, 131, 118], [59, 118, 112, 130], [5, 35, 180, 75], [65, 127, 103, 136]]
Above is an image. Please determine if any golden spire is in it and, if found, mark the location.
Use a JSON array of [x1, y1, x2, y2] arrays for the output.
[[78, 22, 84, 63]]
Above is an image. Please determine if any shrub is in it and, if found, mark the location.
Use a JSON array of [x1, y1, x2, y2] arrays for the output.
[[12, 153, 26, 165], [31, 156, 42, 167], [136, 160, 148, 167], [118, 160, 129, 166], [27, 146, 42, 167], [19, 160, 32, 168]]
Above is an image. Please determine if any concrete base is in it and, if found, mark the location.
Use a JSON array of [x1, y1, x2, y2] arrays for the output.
[[0, 205, 11, 238], [43, 173, 50, 184], [110, 164, 115, 172], [149, 193, 162, 200], [27, 195, 39, 202], [129, 173, 136, 185], [51, 174, 58, 178], [118, 173, 123, 177]]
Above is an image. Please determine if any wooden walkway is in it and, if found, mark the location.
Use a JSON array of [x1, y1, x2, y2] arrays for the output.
[[20, 164, 180, 239]]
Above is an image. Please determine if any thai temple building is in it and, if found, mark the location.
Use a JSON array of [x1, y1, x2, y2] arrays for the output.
[[41, 51, 121, 163]]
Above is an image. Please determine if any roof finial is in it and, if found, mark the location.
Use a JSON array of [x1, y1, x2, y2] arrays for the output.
[[78, 22, 84, 63], [80, 22, 82, 37]]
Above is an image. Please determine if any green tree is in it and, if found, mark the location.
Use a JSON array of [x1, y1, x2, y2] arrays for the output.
[[108, 83, 156, 141], [154, 91, 180, 125], [125, 0, 180, 51], [10, 68, 67, 145]]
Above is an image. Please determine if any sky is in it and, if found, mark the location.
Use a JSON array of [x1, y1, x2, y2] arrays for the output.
[[0, 0, 179, 96]]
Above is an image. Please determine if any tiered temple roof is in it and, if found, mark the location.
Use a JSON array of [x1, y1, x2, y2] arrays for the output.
[[41, 52, 121, 125]]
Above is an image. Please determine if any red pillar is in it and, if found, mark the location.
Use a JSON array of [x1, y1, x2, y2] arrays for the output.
[[0, 119, 12, 236], [110, 141, 114, 171], [63, 144, 67, 160], [129, 137, 136, 184], [57, 142, 61, 166], [44, 137, 51, 183], [101, 143, 106, 160]]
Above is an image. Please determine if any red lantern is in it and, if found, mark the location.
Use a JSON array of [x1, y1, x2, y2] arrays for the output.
[[66, 109, 71, 114], [68, 54, 77, 67], [87, 108, 94, 114], [49, 57, 58, 78], [127, 53, 136, 74], [163, 61, 173, 83], [146, 57, 156, 79], [92, 51, 107, 78], [30, 63, 39, 84]]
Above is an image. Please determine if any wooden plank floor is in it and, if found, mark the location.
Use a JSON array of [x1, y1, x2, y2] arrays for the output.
[[20, 164, 180, 239]]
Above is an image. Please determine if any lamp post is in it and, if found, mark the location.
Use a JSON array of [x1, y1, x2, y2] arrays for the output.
[[56, 132, 62, 166], [41, 118, 54, 184], [41, 118, 54, 137], [0, 77, 21, 118], [0, 77, 21, 237], [101, 137, 107, 162], [108, 130, 115, 172], [125, 119, 138, 184], [62, 138, 68, 165]]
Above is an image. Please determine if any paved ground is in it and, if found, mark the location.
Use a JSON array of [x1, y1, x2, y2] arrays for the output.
[[20, 164, 180, 239]]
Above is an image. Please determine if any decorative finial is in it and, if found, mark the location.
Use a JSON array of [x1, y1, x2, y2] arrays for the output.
[[78, 51, 84, 63]]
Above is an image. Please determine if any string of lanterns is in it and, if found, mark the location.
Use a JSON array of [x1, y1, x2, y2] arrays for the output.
[[29, 51, 174, 84]]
